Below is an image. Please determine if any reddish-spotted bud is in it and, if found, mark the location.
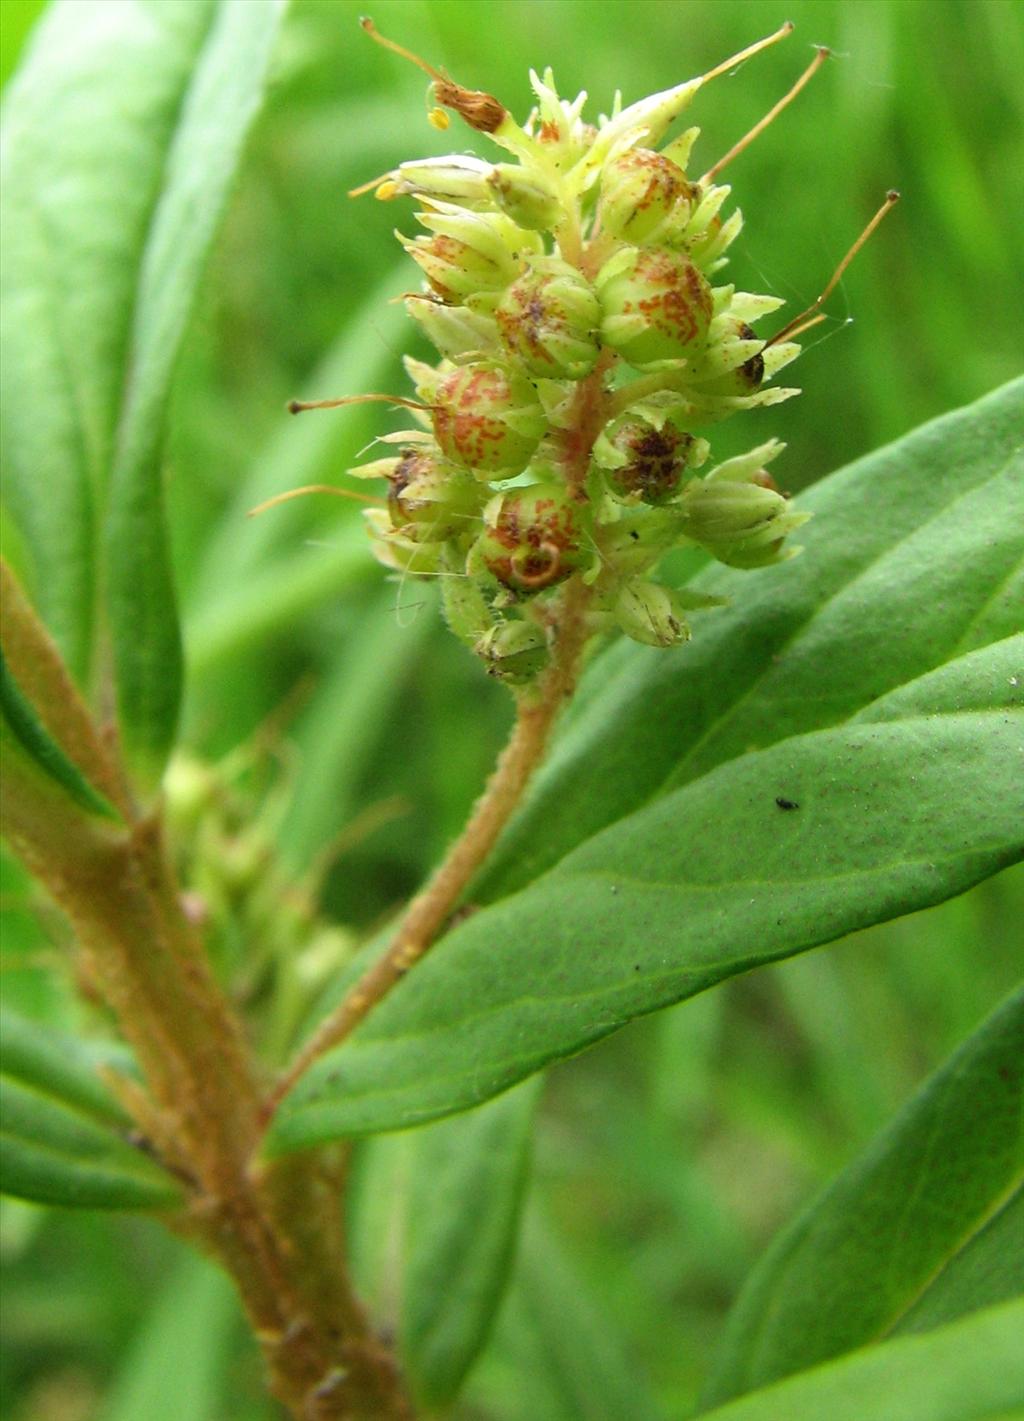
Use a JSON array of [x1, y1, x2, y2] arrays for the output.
[[386, 448, 484, 542], [433, 364, 547, 477], [495, 258, 601, 379], [597, 247, 713, 369], [471, 484, 583, 593], [595, 415, 707, 504], [598, 148, 699, 245]]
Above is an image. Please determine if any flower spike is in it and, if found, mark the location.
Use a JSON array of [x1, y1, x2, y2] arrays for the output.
[[269, 20, 895, 685]]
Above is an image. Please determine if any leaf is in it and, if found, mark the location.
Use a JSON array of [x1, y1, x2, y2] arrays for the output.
[[0, 1040, 183, 1210], [700, 988, 1024, 1409], [401, 1082, 540, 1408], [1, 0, 287, 784], [268, 635, 1024, 1148], [104, 0, 287, 787], [696, 1301, 1024, 1421], [347, 1083, 540, 1410], [0, 0, 215, 685], [477, 377, 1024, 903], [0, 1008, 132, 1127], [99, 1251, 239, 1421], [476, 1206, 665, 1421], [1, 649, 118, 819]]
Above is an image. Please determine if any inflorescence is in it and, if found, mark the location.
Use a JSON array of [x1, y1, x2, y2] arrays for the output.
[[286, 20, 897, 687]]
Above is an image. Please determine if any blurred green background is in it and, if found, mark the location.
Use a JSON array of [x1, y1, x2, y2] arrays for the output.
[[2, 0, 1022, 1416]]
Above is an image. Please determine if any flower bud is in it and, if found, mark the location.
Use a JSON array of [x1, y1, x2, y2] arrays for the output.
[[597, 247, 713, 369], [595, 415, 705, 504], [487, 163, 561, 231], [472, 484, 583, 593], [598, 148, 699, 245], [693, 319, 765, 396], [678, 463, 810, 568], [475, 620, 549, 683], [495, 257, 601, 380], [399, 207, 541, 303], [433, 364, 547, 477], [405, 296, 500, 363], [615, 579, 691, 647], [386, 448, 484, 542], [384, 155, 495, 207]]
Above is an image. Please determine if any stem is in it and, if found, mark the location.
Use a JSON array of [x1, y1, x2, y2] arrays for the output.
[[269, 577, 593, 1110]]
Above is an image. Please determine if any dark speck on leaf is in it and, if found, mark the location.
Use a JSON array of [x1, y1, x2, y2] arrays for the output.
[[775, 796, 799, 811]]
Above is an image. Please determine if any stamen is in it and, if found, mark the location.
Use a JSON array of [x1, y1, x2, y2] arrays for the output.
[[248, 484, 384, 518], [697, 21, 795, 88], [359, 17, 507, 133], [702, 46, 830, 183], [348, 170, 392, 199], [766, 191, 900, 348], [287, 393, 430, 415]]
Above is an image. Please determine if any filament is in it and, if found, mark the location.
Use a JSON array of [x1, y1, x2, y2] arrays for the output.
[[698, 21, 795, 88], [766, 191, 901, 348], [247, 484, 384, 518], [703, 46, 830, 183]]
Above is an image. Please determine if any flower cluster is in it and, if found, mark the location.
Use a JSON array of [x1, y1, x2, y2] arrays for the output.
[[301, 22, 894, 685]]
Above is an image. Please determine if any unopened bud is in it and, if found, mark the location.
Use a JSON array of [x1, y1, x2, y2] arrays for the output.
[[679, 448, 810, 568], [364, 508, 444, 575], [597, 247, 713, 369], [405, 297, 500, 363], [488, 163, 561, 231], [433, 364, 547, 477], [473, 484, 583, 593], [475, 620, 549, 683], [599, 148, 699, 245], [400, 206, 541, 303], [495, 257, 601, 379], [615, 579, 691, 647], [384, 155, 495, 207]]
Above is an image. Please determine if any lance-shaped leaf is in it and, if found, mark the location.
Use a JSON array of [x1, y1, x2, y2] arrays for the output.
[[268, 635, 1023, 1147], [700, 988, 1024, 1409], [1, 0, 286, 787], [0, 1010, 182, 1210], [696, 1300, 1024, 1421], [348, 1083, 540, 1409], [104, 0, 287, 787]]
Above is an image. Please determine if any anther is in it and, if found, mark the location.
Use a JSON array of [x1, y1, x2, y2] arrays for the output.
[[766, 191, 901, 348], [359, 16, 507, 133], [702, 46, 831, 183]]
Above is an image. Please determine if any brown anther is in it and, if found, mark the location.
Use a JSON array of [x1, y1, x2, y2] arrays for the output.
[[360, 16, 507, 133]]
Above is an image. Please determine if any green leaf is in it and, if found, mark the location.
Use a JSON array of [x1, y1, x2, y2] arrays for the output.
[[347, 1084, 540, 1410], [99, 1252, 239, 1421], [0, 1009, 131, 1127], [266, 381, 1024, 1148], [1, 650, 119, 818], [478, 377, 1024, 903], [402, 1082, 540, 1408], [700, 988, 1024, 1409], [0, 0, 215, 685], [1, 0, 286, 784], [268, 635, 1024, 1147], [0, 1076, 183, 1212], [697, 1301, 1024, 1421], [475, 1206, 665, 1421], [104, 0, 287, 787]]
